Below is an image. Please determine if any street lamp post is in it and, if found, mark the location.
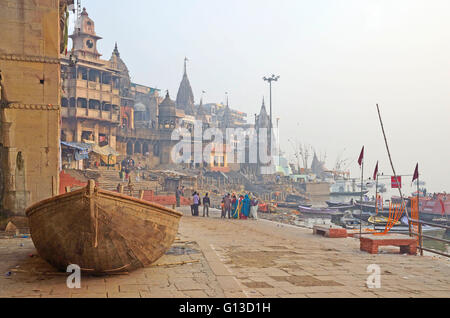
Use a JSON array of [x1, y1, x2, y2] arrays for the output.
[[263, 74, 280, 156]]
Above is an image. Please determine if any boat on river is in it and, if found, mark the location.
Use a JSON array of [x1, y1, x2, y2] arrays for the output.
[[297, 206, 343, 218]]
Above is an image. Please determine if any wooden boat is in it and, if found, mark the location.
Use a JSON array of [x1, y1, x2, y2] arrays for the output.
[[356, 202, 390, 213], [26, 180, 182, 274], [368, 216, 401, 227], [297, 206, 342, 217], [339, 212, 361, 229], [326, 201, 353, 208], [352, 210, 374, 222], [277, 201, 310, 209], [330, 190, 369, 196]]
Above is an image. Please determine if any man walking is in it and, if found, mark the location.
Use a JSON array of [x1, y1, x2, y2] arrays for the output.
[[202, 193, 210, 217]]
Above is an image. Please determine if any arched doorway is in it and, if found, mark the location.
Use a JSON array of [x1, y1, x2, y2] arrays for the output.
[[126, 141, 134, 156], [135, 141, 142, 154]]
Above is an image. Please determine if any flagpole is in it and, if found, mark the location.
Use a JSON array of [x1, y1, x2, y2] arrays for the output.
[[360, 159, 364, 236], [416, 164, 420, 227], [375, 172, 379, 215]]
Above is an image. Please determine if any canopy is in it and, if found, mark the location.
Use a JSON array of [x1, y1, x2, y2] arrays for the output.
[[61, 141, 91, 160], [91, 144, 119, 157], [61, 141, 91, 152], [90, 144, 119, 165]]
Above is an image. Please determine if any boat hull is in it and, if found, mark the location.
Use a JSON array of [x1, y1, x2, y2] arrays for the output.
[[26, 182, 182, 274], [298, 206, 342, 217], [330, 190, 369, 196]]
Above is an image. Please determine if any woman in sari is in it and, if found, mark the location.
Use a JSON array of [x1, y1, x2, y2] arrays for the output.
[[231, 194, 238, 219], [235, 195, 245, 219], [241, 194, 251, 220]]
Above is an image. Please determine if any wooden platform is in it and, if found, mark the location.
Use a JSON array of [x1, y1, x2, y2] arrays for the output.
[[313, 225, 347, 238], [359, 234, 417, 255]]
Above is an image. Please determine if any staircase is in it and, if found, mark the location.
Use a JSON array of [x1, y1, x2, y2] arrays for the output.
[[96, 169, 161, 198]]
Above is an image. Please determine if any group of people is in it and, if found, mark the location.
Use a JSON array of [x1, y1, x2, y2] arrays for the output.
[[119, 158, 147, 182], [119, 158, 135, 182], [190, 191, 210, 217], [221, 193, 259, 220], [176, 187, 259, 220]]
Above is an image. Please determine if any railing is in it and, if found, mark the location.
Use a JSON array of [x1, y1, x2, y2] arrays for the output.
[[408, 218, 450, 258]]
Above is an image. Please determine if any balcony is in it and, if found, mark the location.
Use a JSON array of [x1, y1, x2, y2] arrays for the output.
[[117, 127, 160, 140], [61, 107, 120, 124]]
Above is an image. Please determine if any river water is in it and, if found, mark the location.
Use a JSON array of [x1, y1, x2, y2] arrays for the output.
[[304, 182, 450, 255]]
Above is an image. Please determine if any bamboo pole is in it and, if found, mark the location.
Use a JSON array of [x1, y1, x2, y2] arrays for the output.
[[376, 104, 411, 235], [360, 159, 364, 236]]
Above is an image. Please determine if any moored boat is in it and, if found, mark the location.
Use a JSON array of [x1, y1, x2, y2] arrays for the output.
[[368, 216, 401, 227], [278, 201, 310, 209], [26, 180, 182, 274], [330, 190, 369, 196], [297, 206, 342, 217], [326, 201, 352, 207]]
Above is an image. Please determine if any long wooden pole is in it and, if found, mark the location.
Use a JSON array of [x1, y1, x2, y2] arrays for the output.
[[376, 104, 411, 235], [417, 169, 423, 254], [359, 160, 364, 236], [375, 171, 379, 215]]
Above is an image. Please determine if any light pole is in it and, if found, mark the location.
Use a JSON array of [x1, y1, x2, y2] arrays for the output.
[[263, 74, 280, 156]]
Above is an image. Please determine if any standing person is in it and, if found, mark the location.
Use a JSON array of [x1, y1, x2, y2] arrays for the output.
[[224, 194, 232, 219], [193, 192, 200, 216], [220, 196, 225, 218], [203, 193, 210, 217], [125, 167, 130, 181], [176, 187, 181, 207], [241, 194, 251, 220], [119, 168, 124, 182], [231, 194, 238, 219], [127, 177, 134, 197], [250, 195, 259, 220]]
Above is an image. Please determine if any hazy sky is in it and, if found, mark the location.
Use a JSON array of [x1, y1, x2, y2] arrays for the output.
[[75, 0, 450, 192]]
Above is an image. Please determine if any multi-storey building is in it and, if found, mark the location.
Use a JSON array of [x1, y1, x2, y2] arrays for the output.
[[60, 8, 122, 153], [59, 6, 265, 174]]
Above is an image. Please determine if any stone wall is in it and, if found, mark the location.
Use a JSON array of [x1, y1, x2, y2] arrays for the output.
[[0, 0, 64, 215]]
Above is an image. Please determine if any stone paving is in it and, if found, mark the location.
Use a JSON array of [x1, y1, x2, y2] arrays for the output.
[[0, 208, 449, 298]]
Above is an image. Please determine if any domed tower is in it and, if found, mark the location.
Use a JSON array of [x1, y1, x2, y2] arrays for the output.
[[69, 8, 102, 60], [158, 91, 177, 130], [176, 58, 196, 115]]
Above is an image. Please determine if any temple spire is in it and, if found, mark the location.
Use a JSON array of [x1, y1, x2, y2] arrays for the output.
[[176, 57, 195, 115], [113, 42, 120, 57], [184, 57, 188, 75]]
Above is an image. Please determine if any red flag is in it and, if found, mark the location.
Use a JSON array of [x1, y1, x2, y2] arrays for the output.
[[358, 146, 364, 166], [412, 163, 419, 183], [391, 176, 402, 189], [373, 161, 379, 180], [439, 199, 446, 216]]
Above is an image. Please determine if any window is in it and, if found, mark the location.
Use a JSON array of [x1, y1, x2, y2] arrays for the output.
[[86, 39, 94, 49]]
